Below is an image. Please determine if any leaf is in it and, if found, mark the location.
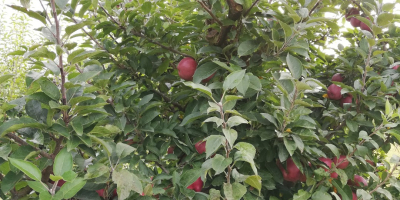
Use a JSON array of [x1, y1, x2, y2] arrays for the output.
[[238, 40, 259, 57], [197, 46, 222, 54], [245, 175, 262, 193], [116, 142, 136, 159], [180, 112, 206, 126], [223, 70, 246, 91], [0, 74, 14, 85], [180, 169, 203, 187], [205, 135, 225, 158], [183, 82, 212, 98], [53, 148, 73, 177], [234, 142, 257, 174], [112, 169, 143, 197], [377, 13, 394, 27], [55, 0, 68, 9], [222, 129, 238, 149], [9, 158, 42, 181], [38, 78, 61, 101], [213, 60, 235, 72], [141, 1, 152, 14], [376, 188, 392, 200], [311, 191, 332, 200], [286, 54, 303, 79], [8, 5, 46, 24], [292, 135, 304, 153], [27, 181, 49, 193], [193, 62, 219, 83], [293, 190, 312, 200], [325, 144, 340, 158], [0, 117, 47, 137], [88, 135, 113, 156], [284, 138, 296, 156], [212, 154, 232, 175], [278, 20, 292, 40], [223, 182, 247, 200], [65, 21, 96, 37], [0, 144, 12, 161], [54, 177, 86, 199], [71, 120, 83, 136], [226, 116, 248, 128], [203, 117, 224, 127], [69, 50, 103, 65]]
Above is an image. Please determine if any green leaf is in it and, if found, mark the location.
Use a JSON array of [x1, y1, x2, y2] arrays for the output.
[[284, 138, 297, 156], [180, 169, 203, 187], [222, 129, 238, 149], [55, 0, 68, 9], [286, 54, 303, 79], [325, 144, 340, 158], [65, 21, 96, 37], [293, 190, 312, 200], [8, 5, 46, 24], [116, 142, 136, 159], [53, 148, 73, 177], [223, 182, 247, 200], [376, 188, 392, 200], [234, 142, 257, 174], [193, 62, 219, 83], [9, 158, 42, 181], [245, 175, 262, 193], [205, 135, 225, 158], [27, 181, 49, 193], [71, 120, 83, 136], [183, 82, 213, 98], [197, 46, 222, 54], [180, 112, 206, 126], [112, 169, 143, 197], [0, 144, 12, 161], [311, 191, 332, 200], [67, 50, 103, 65], [385, 99, 392, 116], [278, 20, 292, 40], [38, 79, 60, 101], [54, 177, 86, 199], [377, 13, 394, 27], [213, 60, 235, 72], [223, 70, 246, 91], [237, 40, 259, 57], [226, 116, 248, 128], [0, 74, 14, 85], [88, 135, 113, 156], [0, 118, 47, 137], [84, 163, 109, 179], [141, 2, 152, 14], [212, 154, 232, 175]]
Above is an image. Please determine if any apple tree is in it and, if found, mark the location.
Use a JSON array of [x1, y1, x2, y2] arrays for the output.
[[1, 0, 400, 199]]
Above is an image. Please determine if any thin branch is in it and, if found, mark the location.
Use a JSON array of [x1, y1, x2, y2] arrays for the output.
[[155, 162, 170, 174], [369, 163, 399, 194], [197, 1, 223, 26], [308, 0, 323, 16], [151, 89, 185, 112], [99, 5, 192, 58], [39, 0, 53, 26], [243, 0, 260, 17], [6, 133, 53, 159]]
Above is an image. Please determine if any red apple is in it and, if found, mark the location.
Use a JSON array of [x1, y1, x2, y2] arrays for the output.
[[393, 65, 399, 70], [319, 158, 338, 179], [177, 57, 197, 81], [96, 189, 105, 198], [299, 173, 307, 182], [167, 146, 175, 154], [277, 158, 302, 182], [352, 192, 357, 200], [327, 84, 342, 100], [345, 8, 360, 21], [348, 175, 368, 187], [366, 160, 375, 166], [360, 17, 371, 32], [332, 73, 344, 82], [340, 94, 353, 108], [187, 177, 203, 192], [350, 17, 361, 27], [195, 141, 206, 154], [333, 155, 349, 169]]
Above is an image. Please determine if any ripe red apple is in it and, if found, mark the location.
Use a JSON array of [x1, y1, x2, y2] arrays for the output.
[[366, 160, 375, 166], [167, 146, 175, 154], [195, 141, 206, 154], [299, 173, 307, 182], [327, 84, 342, 100], [332, 73, 344, 82], [319, 157, 338, 178], [177, 57, 197, 81], [333, 155, 349, 169], [348, 175, 368, 187], [360, 17, 371, 32], [202, 72, 216, 83], [350, 17, 361, 27], [393, 65, 399, 70], [96, 189, 105, 198], [352, 192, 357, 200], [340, 94, 352, 108], [277, 158, 302, 182], [187, 177, 203, 192], [345, 8, 360, 21]]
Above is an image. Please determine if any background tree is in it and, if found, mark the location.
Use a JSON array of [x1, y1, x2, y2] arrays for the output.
[[0, 0, 400, 200]]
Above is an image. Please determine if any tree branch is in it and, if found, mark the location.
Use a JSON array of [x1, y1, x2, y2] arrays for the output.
[[308, 0, 323, 16], [197, 1, 223, 26], [243, 0, 260, 17], [151, 89, 185, 112], [6, 133, 53, 159], [369, 163, 399, 194]]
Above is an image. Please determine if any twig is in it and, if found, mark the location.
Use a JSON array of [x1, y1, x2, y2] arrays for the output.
[[309, 0, 323, 16], [243, 0, 260, 17], [369, 163, 399, 194], [6, 133, 53, 159], [39, 0, 53, 26], [151, 89, 185, 111], [155, 162, 170, 174], [197, 1, 223, 26]]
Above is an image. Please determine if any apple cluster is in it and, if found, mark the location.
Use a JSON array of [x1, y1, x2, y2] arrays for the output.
[[177, 57, 215, 83], [345, 8, 371, 32], [277, 156, 370, 200], [327, 73, 353, 107]]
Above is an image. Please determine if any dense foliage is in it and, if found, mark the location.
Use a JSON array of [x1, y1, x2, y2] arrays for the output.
[[1, 0, 400, 199]]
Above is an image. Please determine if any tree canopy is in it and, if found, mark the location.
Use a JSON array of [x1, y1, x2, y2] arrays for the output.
[[1, 0, 400, 199]]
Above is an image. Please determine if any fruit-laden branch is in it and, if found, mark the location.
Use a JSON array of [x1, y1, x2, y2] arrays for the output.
[[6, 133, 53, 159], [98, 5, 192, 58], [197, 1, 223, 26]]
